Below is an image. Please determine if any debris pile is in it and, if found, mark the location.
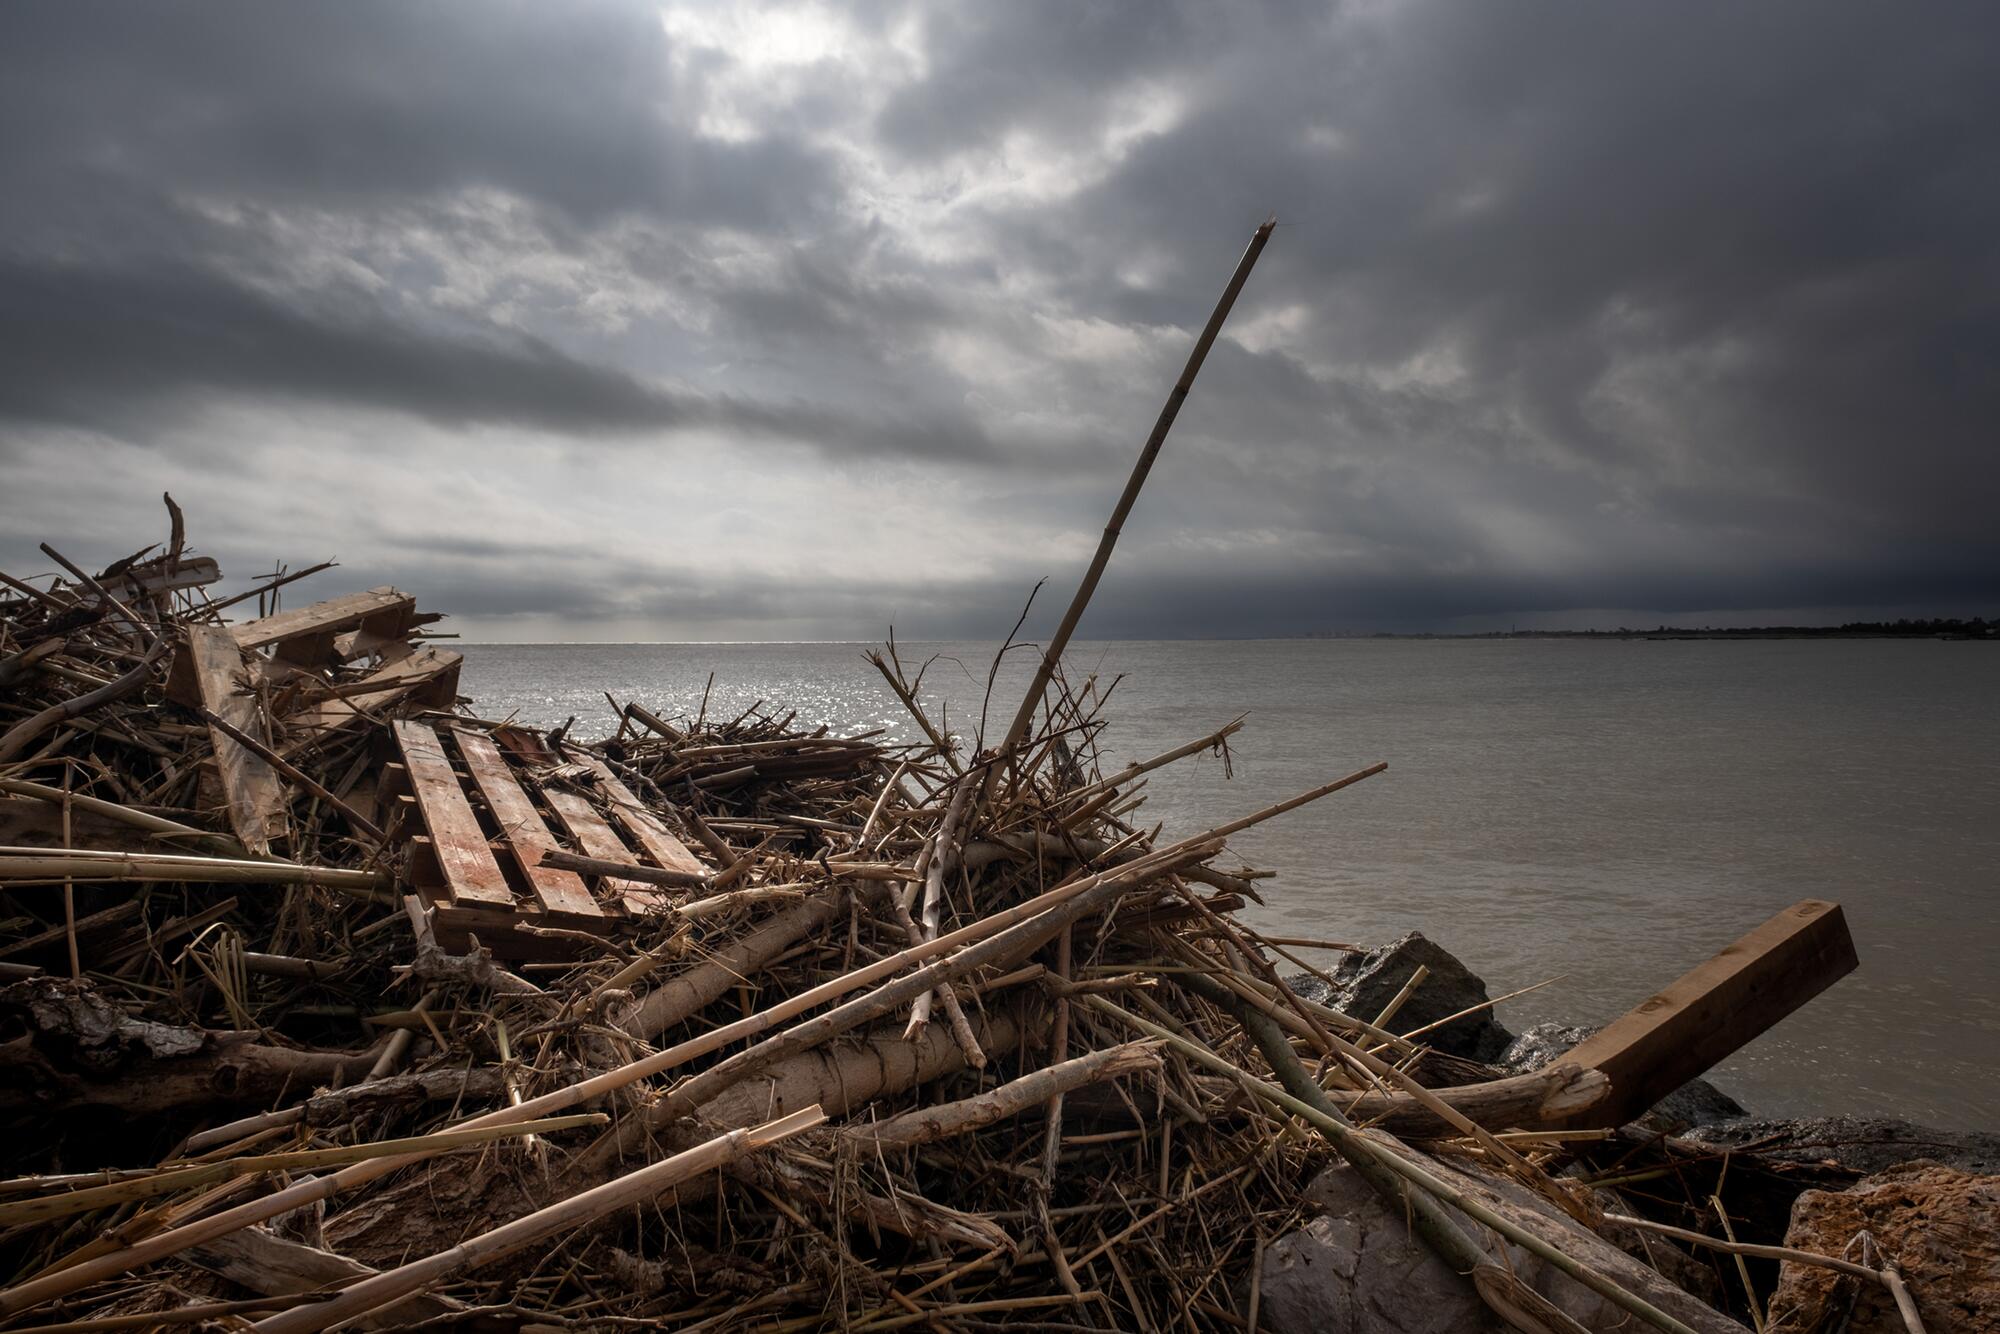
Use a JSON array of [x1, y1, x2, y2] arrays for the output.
[[0, 220, 1940, 1332], [0, 509, 1926, 1333]]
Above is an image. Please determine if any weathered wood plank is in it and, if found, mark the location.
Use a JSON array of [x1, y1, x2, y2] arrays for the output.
[[565, 750, 708, 878], [451, 727, 601, 919], [390, 720, 513, 908], [233, 586, 415, 665], [182, 625, 288, 855], [279, 648, 463, 742], [1555, 899, 1858, 1128], [541, 790, 661, 915], [188, 1228, 465, 1329], [108, 555, 221, 600]]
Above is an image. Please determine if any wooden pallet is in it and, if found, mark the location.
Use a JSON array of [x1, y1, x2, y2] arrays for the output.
[[385, 719, 707, 957]]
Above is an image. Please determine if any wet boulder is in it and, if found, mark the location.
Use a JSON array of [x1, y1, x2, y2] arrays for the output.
[[1684, 1117, 2000, 1180], [1254, 1156, 1746, 1334], [1297, 931, 1515, 1061]]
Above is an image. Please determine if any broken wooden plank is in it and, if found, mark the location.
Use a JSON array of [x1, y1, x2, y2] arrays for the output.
[[180, 624, 288, 855], [1555, 898, 1858, 1128], [331, 628, 406, 662], [451, 726, 602, 919], [541, 790, 664, 915], [107, 555, 221, 600], [492, 725, 560, 766], [189, 1223, 467, 1329], [390, 719, 513, 909], [566, 750, 708, 878], [280, 647, 463, 741], [233, 586, 416, 666]]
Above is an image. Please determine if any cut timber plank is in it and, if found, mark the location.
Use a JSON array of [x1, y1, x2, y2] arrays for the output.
[[566, 750, 708, 879], [451, 727, 601, 919], [390, 720, 513, 909], [541, 790, 663, 915], [234, 587, 415, 666], [181, 624, 288, 855], [1555, 899, 1858, 1128]]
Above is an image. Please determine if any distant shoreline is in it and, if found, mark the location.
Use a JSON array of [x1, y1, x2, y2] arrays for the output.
[[450, 628, 1997, 647], [1309, 628, 1997, 642], [1302, 615, 1997, 641]]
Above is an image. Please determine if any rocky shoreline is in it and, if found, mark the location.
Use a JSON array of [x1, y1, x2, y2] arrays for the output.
[[1273, 931, 1999, 1332]]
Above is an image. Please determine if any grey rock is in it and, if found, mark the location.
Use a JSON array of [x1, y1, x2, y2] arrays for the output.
[[1496, 1021, 1596, 1072], [1500, 1020, 1746, 1130], [1649, 1080, 1749, 1132], [1682, 1116, 2000, 1178], [1259, 1209, 1498, 1334], [1296, 931, 1515, 1061], [1256, 1157, 1746, 1334]]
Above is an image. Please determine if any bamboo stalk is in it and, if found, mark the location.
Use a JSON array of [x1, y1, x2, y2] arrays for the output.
[[198, 707, 384, 842], [0, 847, 388, 894], [0, 778, 240, 854], [536, 847, 710, 888], [1083, 996, 1708, 1334], [995, 220, 1276, 771], [251, 1106, 826, 1334], [0, 841, 1208, 1315], [0, 1114, 606, 1227], [845, 1041, 1160, 1150]]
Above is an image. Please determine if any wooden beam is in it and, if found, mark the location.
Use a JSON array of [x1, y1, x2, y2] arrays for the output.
[[1555, 899, 1857, 1128], [233, 586, 415, 665], [390, 720, 513, 909], [451, 727, 601, 919], [181, 625, 288, 855], [541, 791, 666, 916], [565, 750, 708, 878]]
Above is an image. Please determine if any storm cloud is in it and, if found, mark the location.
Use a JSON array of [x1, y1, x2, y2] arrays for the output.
[[1, 0, 1994, 638]]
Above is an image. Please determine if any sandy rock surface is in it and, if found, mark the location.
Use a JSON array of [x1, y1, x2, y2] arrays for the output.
[[1768, 1160, 1999, 1333]]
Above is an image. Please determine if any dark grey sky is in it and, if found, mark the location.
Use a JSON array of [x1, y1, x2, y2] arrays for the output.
[[2, 1, 1995, 639]]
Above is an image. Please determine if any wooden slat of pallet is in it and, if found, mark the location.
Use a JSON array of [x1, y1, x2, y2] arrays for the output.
[[565, 751, 708, 878], [1555, 898, 1858, 1128], [451, 727, 602, 919], [182, 625, 288, 855], [234, 586, 416, 665], [390, 719, 514, 909], [541, 791, 666, 915]]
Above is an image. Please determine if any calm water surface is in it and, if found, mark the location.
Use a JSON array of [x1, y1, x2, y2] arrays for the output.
[[460, 639, 2000, 1129]]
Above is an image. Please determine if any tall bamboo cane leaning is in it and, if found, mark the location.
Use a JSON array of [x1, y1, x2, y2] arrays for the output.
[[992, 218, 1277, 788]]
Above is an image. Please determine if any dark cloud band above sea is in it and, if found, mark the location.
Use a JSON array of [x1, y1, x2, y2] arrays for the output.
[[1, 0, 1994, 639]]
